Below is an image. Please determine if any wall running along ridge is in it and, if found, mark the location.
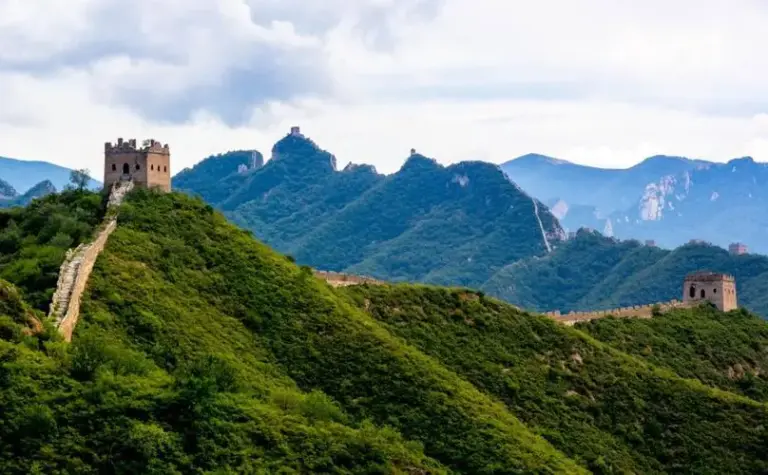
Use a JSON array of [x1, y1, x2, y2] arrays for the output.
[[49, 181, 134, 342], [315, 271, 696, 325], [313, 270, 384, 287], [543, 300, 694, 326]]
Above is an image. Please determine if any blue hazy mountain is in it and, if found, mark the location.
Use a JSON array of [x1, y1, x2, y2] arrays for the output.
[[0, 156, 100, 193], [501, 154, 710, 217], [502, 153, 768, 254]]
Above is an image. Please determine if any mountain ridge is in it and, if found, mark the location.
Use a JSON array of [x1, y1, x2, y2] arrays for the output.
[[482, 230, 768, 317], [174, 130, 564, 288], [502, 152, 768, 253], [0, 155, 101, 193]]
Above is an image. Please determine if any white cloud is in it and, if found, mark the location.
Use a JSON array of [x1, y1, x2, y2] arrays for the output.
[[0, 0, 767, 183]]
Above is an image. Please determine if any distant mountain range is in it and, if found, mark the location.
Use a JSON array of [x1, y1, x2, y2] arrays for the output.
[[173, 130, 564, 288], [0, 156, 101, 208], [172, 137, 768, 317], [0, 156, 100, 193], [501, 153, 768, 254], [0, 179, 58, 209]]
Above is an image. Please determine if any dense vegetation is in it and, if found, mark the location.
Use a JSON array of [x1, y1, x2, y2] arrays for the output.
[[173, 135, 768, 320], [578, 305, 768, 401], [483, 229, 768, 317], [173, 132, 563, 288], [0, 190, 104, 310], [172, 150, 263, 205], [343, 284, 768, 474], [3, 188, 768, 473], [1, 189, 581, 473]]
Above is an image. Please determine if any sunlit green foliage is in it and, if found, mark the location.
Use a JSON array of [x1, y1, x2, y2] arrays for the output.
[[343, 284, 768, 474], [578, 305, 768, 401], [0, 190, 104, 310], [3, 188, 768, 473], [83, 188, 581, 474]]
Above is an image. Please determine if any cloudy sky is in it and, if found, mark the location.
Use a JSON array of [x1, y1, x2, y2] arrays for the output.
[[2, 0, 768, 175]]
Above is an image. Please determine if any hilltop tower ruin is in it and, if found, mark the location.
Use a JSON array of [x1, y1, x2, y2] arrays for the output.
[[682, 272, 737, 311], [104, 138, 171, 192]]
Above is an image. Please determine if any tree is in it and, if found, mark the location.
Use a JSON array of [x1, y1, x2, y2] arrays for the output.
[[69, 169, 91, 191]]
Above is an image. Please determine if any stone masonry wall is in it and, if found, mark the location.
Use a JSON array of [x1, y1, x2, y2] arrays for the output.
[[313, 269, 690, 326], [314, 270, 384, 287], [56, 220, 117, 342], [543, 299, 694, 326], [50, 181, 133, 342]]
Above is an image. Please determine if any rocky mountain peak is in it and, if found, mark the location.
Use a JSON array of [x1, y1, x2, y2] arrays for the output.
[[271, 127, 337, 172]]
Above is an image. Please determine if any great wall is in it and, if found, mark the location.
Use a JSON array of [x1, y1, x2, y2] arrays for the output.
[[312, 271, 706, 324], [46, 195, 727, 341], [43, 134, 736, 341], [542, 300, 694, 325], [49, 181, 133, 342], [312, 270, 385, 287]]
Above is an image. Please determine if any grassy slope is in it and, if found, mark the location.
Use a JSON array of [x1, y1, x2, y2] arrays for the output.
[[577, 306, 768, 402], [78, 189, 584, 474], [342, 284, 768, 475], [0, 191, 446, 474]]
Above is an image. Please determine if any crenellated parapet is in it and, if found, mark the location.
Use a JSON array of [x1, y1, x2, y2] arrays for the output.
[[104, 138, 170, 155], [544, 299, 694, 326], [313, 270, 384, 287], [104, 137, 171, 192]]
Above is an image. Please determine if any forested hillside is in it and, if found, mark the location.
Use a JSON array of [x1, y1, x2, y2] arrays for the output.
[[1, 189, 768, 473], [577, 306, 768, 402], [173, 132, 564, 288], [342, 284, 768, 474], [482, 229, 768, 317]]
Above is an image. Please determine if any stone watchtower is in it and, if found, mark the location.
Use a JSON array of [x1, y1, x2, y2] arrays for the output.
[[682, 272, 737, 311], [104, 138, 171, 192]]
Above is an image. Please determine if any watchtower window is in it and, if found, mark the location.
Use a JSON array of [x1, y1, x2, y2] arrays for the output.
[[136, 163, 141, 171], [713, 288, 717, 294], [164, 166, 167, 172], [689, 285, 695, 298], [111, 163, 116, 171], [122, 163, 130, 174], [151, 164, 154, 171], [700, 289, 706, 298]]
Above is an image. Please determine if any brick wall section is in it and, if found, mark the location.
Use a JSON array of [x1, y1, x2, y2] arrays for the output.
[[543, 300, 694, 326], [313, 270, 384, 287], [313, 270, 692, 325], [56, 219, 117, 341], [50, 181, 134, 342]]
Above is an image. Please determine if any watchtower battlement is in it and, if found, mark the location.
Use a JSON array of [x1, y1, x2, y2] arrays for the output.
[[684, 271, 735, 283], [104, 138, 170, 155], [103, 137, 171, 192], [683, 271, 737, 311]]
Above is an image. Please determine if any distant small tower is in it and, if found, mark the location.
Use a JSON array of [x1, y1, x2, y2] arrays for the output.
[[729, 242, 748, 255], [290, 126, 303, 137], [645, 240, 656, 247], [410, 148, 417, 156], [104, 138, 171, 192], [682, 272, 737, 312]]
